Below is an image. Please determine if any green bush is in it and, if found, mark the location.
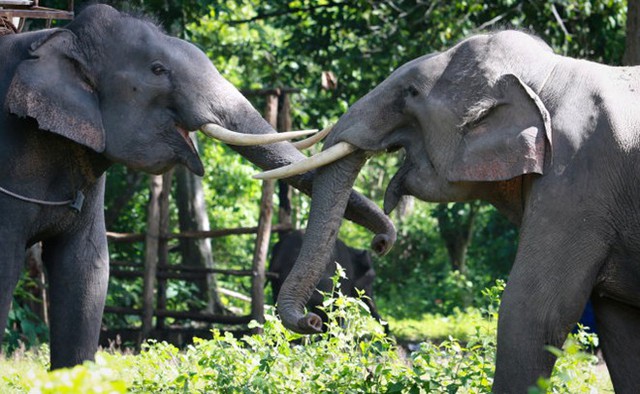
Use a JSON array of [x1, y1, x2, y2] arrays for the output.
[[0, 281, 611, 393], [3, 273, 49, 354]]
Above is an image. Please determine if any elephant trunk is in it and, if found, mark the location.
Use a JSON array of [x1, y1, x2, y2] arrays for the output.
[[277, 151, 367, 333]]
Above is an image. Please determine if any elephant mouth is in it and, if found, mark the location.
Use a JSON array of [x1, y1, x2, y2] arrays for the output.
[[176, 124, 197, 152], [175, 124, 204, 175]]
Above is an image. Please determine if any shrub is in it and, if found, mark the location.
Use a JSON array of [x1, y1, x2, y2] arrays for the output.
[[0, 280, 610, 393]]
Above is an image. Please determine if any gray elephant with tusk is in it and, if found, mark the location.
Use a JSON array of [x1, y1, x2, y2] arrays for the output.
[[0, 4, 395, 369], [266, 30, 640, 393]]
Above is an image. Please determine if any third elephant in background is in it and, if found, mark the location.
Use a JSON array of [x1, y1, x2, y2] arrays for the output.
[[269, 230, 385, 332]]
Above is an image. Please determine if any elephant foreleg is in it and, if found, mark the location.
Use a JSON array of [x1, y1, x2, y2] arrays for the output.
[[492, 218, 607, 393], [592, 295, 640, 394], [43, 222, 108, 369]]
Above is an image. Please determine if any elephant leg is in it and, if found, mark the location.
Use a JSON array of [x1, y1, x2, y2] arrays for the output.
[[0, 236, 27, 349], [492, 220, 606, 393], [43, 227, 109, 369], [591, 295, 640, 393]]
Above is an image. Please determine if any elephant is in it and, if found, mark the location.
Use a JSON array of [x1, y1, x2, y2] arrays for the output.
[[0, 5, 396, 369], [261, 30, 640, 392], [269, 230, 384, 331]]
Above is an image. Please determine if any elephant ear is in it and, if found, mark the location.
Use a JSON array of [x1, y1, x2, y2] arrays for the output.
[[447, 74, 552, 182], [6, 29, 105, 152]]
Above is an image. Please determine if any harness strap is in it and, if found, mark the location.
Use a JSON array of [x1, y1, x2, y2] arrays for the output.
[[0, 186, 84, 212]]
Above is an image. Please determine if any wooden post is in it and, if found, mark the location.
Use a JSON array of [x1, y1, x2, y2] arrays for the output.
[[250, 93, 278, 332], [141, 175, 162, 341], [277, 93, 293, 228], [624, 0, 640, 66], [250, 180, 274, 332], [25, 243, 48, 326], [156, 170, 173, 330], [277, 92, 292, 132]]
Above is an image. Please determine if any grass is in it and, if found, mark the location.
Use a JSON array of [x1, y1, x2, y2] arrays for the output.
[[388, 308, 495, 344]]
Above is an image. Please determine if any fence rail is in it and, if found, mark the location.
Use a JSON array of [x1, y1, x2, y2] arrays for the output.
[[106, 223, 292, 243]]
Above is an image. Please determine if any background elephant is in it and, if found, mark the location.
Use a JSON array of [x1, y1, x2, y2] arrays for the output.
[[0, 5, 395, 369], [269, 230, 384, 332], [268, 30, 640, 392]]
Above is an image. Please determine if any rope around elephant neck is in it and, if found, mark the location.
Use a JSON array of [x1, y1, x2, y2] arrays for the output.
[[0, 185, 84, 212], [537, 59, 558, 96]]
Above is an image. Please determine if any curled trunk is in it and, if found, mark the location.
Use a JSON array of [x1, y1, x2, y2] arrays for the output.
[[276, 151, 374, 333]]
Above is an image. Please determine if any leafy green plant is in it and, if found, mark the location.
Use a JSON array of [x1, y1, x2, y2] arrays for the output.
[[3, 272, 49, 353], [0, 280, 612, 393], [532, 327, 609, 394]]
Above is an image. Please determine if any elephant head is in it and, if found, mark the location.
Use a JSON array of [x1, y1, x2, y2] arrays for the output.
[[3, 4, 395, 246], [263, 31, 557, 333]]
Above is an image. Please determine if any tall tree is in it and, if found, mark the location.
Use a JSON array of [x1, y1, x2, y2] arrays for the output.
[[625, 0, 640, 66], [433, 203, 481, 273], [175, 160, 226, 314]]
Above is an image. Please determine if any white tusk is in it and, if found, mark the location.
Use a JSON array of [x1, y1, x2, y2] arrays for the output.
[[253, 141, 357, 180], [200, 124, 318, 146], [292, 125, 334, 150]]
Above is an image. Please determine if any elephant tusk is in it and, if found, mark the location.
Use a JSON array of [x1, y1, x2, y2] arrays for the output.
[[292, 125, 334, 150], [200, 124, 318, 146], [253, 141, 358, 180]]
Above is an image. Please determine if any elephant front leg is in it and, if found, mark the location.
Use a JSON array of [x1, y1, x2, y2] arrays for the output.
[[492, 217, 608, 393], [591, 295, 640, 393], [43, 225, 109, 369]]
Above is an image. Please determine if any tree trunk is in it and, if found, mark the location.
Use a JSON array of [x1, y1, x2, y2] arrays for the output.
[[142, 174, 162, 340], [250, 179, 274, 333], [276, 93, 293, 228], [156, 170, 173, 329], [624, 0, 640, 66], [175, 141, 226, 314], [25, 243, 48, 326], [435, 202, 480, 273], [249, 93, 279, 332]]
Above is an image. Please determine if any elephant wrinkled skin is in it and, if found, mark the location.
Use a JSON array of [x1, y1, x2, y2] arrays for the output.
[[0, 5, 395, 369], [276, 30, 640, 392]]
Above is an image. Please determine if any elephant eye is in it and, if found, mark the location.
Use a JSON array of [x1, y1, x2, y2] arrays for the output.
[[406, 86, 420, 97], [151, 62, 168, 76]]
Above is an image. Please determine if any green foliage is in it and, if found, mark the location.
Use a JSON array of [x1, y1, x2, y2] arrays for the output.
[[3, 273, 48, 353], [0, 282, 611, 393], [374, 202, 515, 319], [387, 308, 495, 344], [388, 280, 504, 344], [531, 328, 605, 394]]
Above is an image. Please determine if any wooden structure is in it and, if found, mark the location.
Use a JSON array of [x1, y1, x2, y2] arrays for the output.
[[0, 0, 74, 32], [101, 88, 301, 346]]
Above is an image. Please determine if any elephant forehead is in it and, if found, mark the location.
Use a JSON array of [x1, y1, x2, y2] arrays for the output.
[[100, 18, 168, 58], [390, 51, 448, 91]]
